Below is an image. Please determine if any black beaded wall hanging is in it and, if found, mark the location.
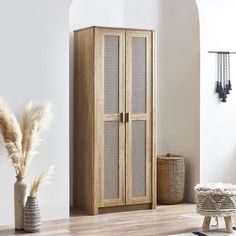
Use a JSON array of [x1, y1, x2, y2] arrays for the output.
[[209, 51, 235, 103]]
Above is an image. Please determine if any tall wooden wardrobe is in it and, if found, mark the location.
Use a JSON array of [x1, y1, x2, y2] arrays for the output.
[[74, 26, 157, 214]]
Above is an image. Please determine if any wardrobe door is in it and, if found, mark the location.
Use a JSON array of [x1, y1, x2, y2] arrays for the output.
[[95, 29, 126, 207], [126, 30, 152, 204]]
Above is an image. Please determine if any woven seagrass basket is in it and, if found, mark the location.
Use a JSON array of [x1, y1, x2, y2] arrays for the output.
[[195, 183, 236, 217], [157, 154, 185, 204]]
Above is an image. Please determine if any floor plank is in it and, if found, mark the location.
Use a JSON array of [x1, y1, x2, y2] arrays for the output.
[[0, 203, 233, 236]]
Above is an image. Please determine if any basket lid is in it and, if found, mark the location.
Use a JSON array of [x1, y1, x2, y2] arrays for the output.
[[157, 154, 184, 160]]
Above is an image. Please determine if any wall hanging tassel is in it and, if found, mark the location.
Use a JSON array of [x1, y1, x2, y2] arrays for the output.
[[216, 53, 221, 93], [227, 53, 232, 91], [225, 53, 230, 95], [222, 53, 227, 102], [218, 53, 224, 100], [212, 51, 234, 103]]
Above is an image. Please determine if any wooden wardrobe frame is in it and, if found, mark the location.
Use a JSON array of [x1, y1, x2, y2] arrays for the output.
[[74, 26, 157, 215]]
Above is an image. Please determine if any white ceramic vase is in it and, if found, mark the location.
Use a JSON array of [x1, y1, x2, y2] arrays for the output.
[[14, 176, 27, 230]]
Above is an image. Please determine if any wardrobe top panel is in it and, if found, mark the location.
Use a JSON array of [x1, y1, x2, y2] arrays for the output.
[[73, 26, 156, 33]]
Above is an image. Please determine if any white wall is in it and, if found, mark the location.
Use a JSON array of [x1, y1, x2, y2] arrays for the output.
[[196, 0, 236, 184], [70, 0, 158, 30], [70, 0, 200, 202], [158, 0, 200, 201], [0, 0, 72, 226], [156, 0, 200, 201]]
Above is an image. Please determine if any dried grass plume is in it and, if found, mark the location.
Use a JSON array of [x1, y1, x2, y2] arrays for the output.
[[0, 99, 23, 176], [0, 99, 52, 177], [29, 165, 55, 197]]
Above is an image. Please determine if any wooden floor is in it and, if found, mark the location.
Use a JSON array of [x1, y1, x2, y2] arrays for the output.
[[0, 203, 235, 236]]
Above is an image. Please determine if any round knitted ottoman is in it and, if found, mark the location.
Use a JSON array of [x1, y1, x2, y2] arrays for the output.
[[195, 183, 236, 233]]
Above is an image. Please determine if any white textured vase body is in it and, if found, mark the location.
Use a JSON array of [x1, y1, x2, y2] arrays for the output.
[[14, 177, 27, 230]]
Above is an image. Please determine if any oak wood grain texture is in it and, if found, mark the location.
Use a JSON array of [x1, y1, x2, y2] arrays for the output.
[[95, 28, 126, 208], [74, 28, 95, 214], [74, 26, 156, 214], [74, 26, 155, 33], [0, 204, 216, 236], [125, 30, 152, 205], [152, 30, 157, 209], [99, 203, 151, 214], [94, 26, 102, 214]]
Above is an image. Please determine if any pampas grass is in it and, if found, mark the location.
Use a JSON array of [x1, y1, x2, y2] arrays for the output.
[[19, 101, 52, 177], [0, 99, 52, 177], [0, 99, 23, 176], [29, 165, 55, 197]]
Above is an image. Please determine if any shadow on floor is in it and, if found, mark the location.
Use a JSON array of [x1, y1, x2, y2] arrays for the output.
[[0, 229, 25, 236]]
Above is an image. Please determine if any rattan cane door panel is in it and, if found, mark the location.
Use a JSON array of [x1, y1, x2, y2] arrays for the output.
[[104, 36, 119, 114], [132, 121, 146, 197], [125, 30, 152, 204], [95, 29, 126, 207], [132, 37, 146, 114], [104, 121, 119, 199]]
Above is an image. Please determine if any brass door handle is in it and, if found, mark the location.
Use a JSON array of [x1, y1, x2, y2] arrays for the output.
[[120, 112, 125, 122], [125, 112, 130, 123]]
